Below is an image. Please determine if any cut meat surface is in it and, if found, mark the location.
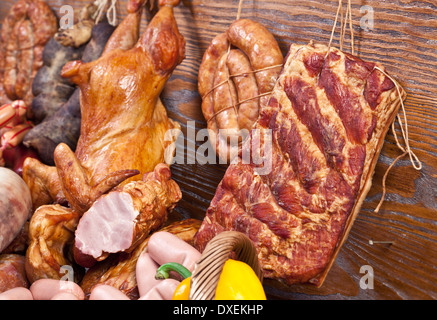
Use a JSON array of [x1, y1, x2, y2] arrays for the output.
[[194, 42, 404, 286], [74, 163, 182, 266], [74, 192, 137, 259]]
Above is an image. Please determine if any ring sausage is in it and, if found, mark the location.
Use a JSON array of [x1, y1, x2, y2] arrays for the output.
[[198, 19, 283, 163], [198, 33, 229, 161], [226, 18, 283, 106], [213, 53, 240, 136], [226, 48, 259, 132]]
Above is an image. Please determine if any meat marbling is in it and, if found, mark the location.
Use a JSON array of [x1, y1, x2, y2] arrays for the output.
[[194, 42, 405, 286]]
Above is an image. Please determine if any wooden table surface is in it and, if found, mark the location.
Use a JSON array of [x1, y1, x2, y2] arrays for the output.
[[1, 0, 436, 300]]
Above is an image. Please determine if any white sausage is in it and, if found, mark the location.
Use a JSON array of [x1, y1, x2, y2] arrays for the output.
[[135, 252, 160, 297], [147, 231, 201, 272], [51, 292, 80, 300], [138, 279, 180, 300], [89, 285, 130, 300], [0, 287, 33, 300], [29, 279, 85, 300], [0, 168, 32, 252]]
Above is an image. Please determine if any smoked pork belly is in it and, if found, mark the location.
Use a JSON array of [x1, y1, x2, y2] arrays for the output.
[[194, 42, 404, 286]]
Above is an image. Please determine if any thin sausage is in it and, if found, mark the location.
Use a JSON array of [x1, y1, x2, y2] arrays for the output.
[[0, 100, 27, 129], [1, 122, 33, 149]]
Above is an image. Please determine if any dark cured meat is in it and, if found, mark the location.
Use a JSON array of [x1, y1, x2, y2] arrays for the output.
[[194, 42, 404, 286]]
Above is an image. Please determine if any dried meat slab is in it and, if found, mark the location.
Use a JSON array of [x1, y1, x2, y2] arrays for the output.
[[194, 42, 405, 287]]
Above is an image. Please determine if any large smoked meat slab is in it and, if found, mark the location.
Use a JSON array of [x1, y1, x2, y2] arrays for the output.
[[194, 42, 405, 287]]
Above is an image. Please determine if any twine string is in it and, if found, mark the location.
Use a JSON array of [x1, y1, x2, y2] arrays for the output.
[[93, 0, 118, 26], [373, 67, 422, 213], [202, 64, 283, 123], [327, 0, 354, 57], [328, 0, 421, 212]]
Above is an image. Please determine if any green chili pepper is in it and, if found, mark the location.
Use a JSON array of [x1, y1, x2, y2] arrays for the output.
[[155, 262, 192, 280]]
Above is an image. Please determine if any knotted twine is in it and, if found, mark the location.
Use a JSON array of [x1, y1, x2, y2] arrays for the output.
[[93, 0, 118, 26]]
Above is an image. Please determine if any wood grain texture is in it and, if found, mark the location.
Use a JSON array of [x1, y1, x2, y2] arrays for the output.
[[1, 0, 436, 299]]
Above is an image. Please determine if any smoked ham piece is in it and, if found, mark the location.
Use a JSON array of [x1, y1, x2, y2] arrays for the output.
[[74, 164, 182, 267], [194, 42, 405, 286]]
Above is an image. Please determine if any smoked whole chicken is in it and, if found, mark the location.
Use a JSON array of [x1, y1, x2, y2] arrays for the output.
[[23, 0, 185, 214]]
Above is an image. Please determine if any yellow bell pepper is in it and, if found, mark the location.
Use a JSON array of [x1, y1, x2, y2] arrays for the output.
[[215, 259, 266, 300], [172, 277, 191, 300], [157, 259, 266, 300]]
